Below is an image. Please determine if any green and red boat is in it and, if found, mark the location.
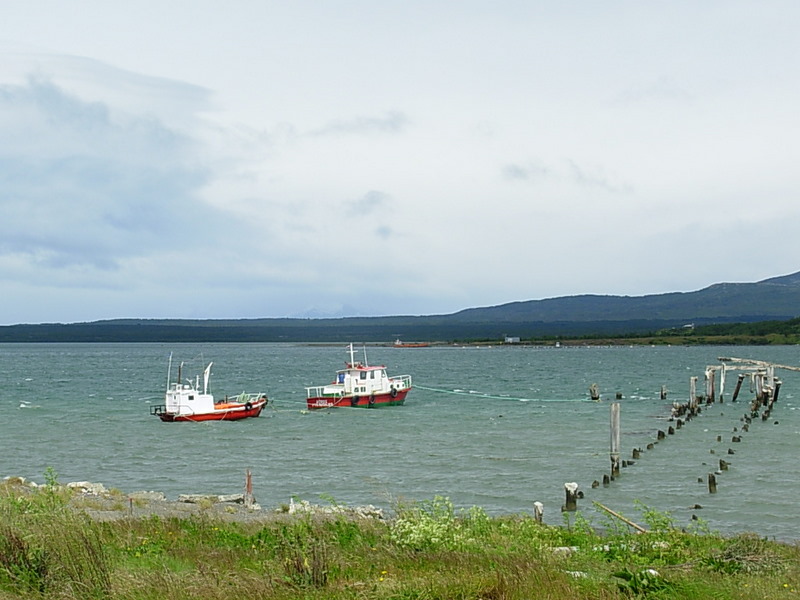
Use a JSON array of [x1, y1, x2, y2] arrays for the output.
[[305, 344, 412, 409]]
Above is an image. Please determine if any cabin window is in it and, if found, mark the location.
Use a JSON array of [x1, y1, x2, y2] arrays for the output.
[[360, 371, 367, 380], [188, 395, 194, 400], [370, 371, 375, 379]]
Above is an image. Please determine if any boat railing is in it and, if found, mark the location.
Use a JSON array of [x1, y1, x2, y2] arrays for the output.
[[151, 403, 198, 416], [305, 385, 344, 399], [391, 375, 413, 389], [217, 392, 266, 405]]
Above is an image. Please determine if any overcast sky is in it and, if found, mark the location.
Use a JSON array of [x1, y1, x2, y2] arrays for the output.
[[1, 1, 798, 324]]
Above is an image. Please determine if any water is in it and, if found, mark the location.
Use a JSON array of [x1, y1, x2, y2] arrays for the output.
[[1, 342, 799, 541]]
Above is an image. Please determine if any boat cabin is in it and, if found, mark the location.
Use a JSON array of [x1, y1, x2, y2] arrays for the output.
[[165, 382, 216, 417], [338, 364, 393, 396]]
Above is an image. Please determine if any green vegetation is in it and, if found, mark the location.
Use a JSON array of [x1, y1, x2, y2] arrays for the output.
[[1, 481, 798, 599], [527, 317, 800, 346]]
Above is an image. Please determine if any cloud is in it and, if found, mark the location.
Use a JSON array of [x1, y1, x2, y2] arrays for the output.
[[310, 110, 409, 136], [502, 161, 550, 181], [347, 190, 390, 215], [0, 72, 239, 288]]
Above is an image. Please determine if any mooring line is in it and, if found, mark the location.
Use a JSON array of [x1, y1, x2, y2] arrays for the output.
[[414, 384, 589, 403]]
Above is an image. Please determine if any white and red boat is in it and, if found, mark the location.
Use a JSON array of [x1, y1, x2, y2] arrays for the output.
[[150, 357, 267, 422], [306, 344, 412, 409]]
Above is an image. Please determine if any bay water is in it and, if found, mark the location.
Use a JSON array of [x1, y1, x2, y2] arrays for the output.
[[1, 342, 799, 541]]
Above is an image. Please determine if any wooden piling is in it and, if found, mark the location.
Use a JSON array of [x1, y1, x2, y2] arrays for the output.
[[563, 482, 579, 511], [660, 385, 667, 400], [589, 383, 600, 401], [533, 501, 544, 523], [610, 402, 621, 477], [632, 448, 641, 459], [731, 373, 744, 402], [708, 473, 717, 494], [705, 367, 716, 403], [244, 469, 255, 508]]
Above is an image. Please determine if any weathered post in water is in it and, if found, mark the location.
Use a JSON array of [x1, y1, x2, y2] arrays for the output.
[[589, 383, 600, 401], [732, 373, 745, 402], [708, 473, 717, 494], [533, 501, 544, 523], [563, 482, 579, 512], [610, 402, 621, 477], [705, 367, 716, 403]]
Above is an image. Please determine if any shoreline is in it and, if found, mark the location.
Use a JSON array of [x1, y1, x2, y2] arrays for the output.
[[3, 476, 386, 524]]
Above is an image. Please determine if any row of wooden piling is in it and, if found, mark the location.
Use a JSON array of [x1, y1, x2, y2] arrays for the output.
[[548, 357, 790, 521]]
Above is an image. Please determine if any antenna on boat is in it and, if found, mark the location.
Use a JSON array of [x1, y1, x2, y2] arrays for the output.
[[348, 343, 356, 367], [362, 344, 369, 366]]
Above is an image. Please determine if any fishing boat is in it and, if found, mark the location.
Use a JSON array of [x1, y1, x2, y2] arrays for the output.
[[150, 357, 268, 422], [394, 339, 430, 348], [306, 344, 412, 409]]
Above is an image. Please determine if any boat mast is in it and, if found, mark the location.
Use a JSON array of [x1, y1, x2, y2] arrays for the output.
[[203, 362, 213, 394], [167, 352, 173, 389], [348, 343, 356, 366]]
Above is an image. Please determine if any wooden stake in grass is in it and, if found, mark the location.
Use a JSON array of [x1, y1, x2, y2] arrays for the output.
[[593, 502, 647, 533], [244, 469, 255, 508]]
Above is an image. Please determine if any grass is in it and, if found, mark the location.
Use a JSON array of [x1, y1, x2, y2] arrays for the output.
[[0, 482, 798, 599]]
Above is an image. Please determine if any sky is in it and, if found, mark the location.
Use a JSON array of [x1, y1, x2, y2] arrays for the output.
[[1, 1, 799, 324]]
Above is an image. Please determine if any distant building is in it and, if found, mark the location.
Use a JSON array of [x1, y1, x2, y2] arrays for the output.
[[504, 336, 521, 344]]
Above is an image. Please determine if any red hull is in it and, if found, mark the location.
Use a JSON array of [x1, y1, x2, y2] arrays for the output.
[[307, 389, 410, 410], [156, 401, 266, 422]]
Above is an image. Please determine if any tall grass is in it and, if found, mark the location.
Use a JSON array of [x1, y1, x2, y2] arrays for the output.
[[0, 478, 798, 599]]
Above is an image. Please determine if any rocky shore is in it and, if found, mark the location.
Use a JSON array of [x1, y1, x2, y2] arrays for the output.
[[2, 476, 386, 523]]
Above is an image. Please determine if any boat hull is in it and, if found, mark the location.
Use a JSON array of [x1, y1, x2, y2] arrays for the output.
[[307, 388, 410, 410], [155, 399, 267, 422]]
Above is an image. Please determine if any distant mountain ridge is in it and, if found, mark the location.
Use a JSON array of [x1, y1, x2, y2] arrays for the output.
[[449, 272, 800, 324], [2, 271, 799, 342]]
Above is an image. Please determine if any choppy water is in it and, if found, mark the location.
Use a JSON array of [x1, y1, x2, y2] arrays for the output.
[[1, 342, 799, 541]]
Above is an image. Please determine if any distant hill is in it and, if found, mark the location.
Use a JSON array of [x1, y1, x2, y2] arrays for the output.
[[2, 271, 799, 342]]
